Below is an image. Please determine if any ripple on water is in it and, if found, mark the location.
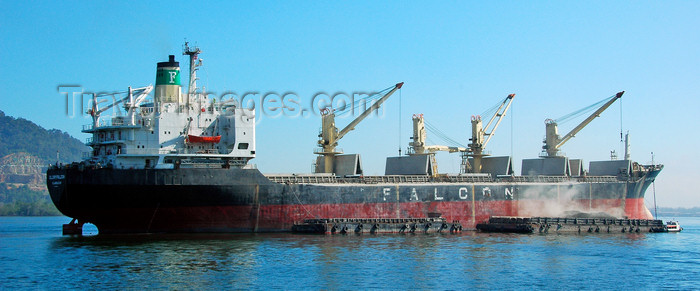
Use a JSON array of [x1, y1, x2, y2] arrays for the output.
[[1, 217, 699, 289]]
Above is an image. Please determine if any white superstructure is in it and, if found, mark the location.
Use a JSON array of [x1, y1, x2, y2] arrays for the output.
[[83, 43, 256, 169]]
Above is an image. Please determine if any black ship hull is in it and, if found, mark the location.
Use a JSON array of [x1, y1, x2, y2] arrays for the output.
[[47, 165, 660, 234]]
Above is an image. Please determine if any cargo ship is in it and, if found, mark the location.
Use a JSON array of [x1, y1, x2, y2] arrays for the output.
[[47, 43, 662, 234]]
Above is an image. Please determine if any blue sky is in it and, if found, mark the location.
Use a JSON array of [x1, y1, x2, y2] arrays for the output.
[[1, 1, 698, 207]]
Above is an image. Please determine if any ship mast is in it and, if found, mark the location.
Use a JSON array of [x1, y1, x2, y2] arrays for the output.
[[183, 42, 202, 111]]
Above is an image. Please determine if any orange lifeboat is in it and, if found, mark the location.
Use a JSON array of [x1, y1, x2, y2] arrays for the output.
[[187, 135, 221, 143]]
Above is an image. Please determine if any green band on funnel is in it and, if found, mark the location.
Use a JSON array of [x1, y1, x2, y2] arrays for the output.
[[156, 69, 181, 85]]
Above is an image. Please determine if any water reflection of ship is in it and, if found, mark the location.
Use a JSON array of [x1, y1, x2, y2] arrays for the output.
[[50, 233, 264, 287]]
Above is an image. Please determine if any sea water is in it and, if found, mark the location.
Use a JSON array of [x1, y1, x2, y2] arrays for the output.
[[1, 216, 698, 290]]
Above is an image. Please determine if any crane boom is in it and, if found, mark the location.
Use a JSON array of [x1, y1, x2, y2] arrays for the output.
[[465, 93, 515, 173], [557, 91, 623, 148], [89, 86, 153, 128], [337, 82, 403, 140], [315, 82, 403, 174], [544, 91, 623, 157], [480, 93, 515, 148]]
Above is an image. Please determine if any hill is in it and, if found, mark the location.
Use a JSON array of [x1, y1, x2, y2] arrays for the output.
[[0, 110, 87, 164], [0, 110, 88, 215], [656, 207, 700, 218]]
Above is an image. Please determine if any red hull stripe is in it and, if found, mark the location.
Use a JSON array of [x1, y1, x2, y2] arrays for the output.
[[93, 198, 651, 233]]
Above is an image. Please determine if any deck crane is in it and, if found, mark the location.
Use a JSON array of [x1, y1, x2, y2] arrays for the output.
[[465, 93, 515, 173], [543, 91, 624, 157], [315, 82, 404, 174], [408, 114, 466, 175], [87, 86, 154, 128]]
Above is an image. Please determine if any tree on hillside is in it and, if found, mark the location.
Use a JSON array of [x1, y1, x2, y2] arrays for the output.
[[0, 110, 88, 165], [0, 183, 61, 216]]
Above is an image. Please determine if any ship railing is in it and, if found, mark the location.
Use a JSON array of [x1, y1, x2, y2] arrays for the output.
[[313, 147, 344, 154], [577, 176, 620, 183], [502, 176, 572, 183], [534, 176, 569, 183], [82, 117, 140, 132], [338, 175, 437, 184], [358, 175, 432, 184], [266, 175, 438, 184], [445, 175, 493, 183], [119, 148, 209, 155], [266, 174, 339, 184], [123, 147, 165, 155], [497, 175, 620, 183], [506, 176, 530, 183], [309, 175, 497, 184], [265, 173, 624, 185], [86, 136, 130, 145]]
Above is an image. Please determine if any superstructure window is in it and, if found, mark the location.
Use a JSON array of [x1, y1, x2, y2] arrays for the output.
[[238, 143, 249, 149]]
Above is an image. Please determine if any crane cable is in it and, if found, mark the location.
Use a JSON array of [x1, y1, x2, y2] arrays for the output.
[[398, 88, 402, 156], [554, 95, 613, 125], [479, 100, 502, 122], [423, 120, 467, 148], [421, 95, 514, 150], [332, 85, 394, 116], [619, 96, 624, 142]]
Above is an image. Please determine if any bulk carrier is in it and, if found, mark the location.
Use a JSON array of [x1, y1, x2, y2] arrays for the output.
[[47, 44, 662, 234]]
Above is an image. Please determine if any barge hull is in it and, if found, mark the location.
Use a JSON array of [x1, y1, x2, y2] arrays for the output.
[[477, 216, 667, 234]]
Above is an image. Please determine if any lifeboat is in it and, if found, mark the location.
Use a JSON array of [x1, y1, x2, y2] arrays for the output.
[[187, 135, 221, 143]]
